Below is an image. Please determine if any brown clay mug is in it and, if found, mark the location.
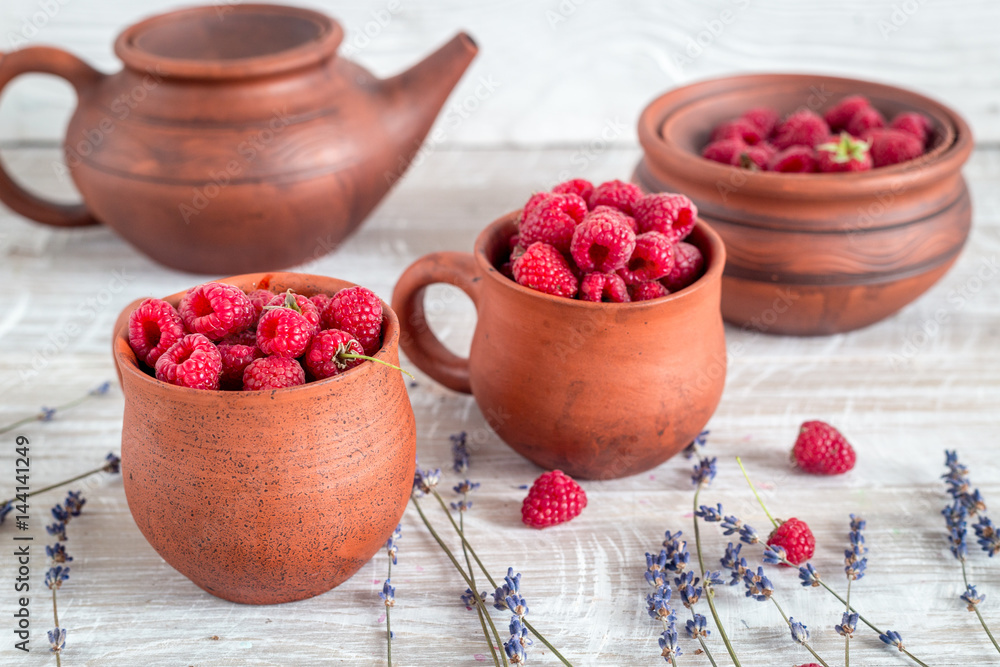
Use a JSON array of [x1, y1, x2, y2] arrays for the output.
[[112, 272, 415, 604], [392, 213, 727, 480]]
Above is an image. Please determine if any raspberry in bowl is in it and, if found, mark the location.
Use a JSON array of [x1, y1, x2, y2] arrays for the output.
[[111, 272, 415, 604], [635, 73, 973, 335], [392, 182, 727, 479]]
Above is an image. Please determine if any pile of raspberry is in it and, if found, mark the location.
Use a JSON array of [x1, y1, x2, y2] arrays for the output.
[[500, 179, 706, 302], [700, 95, 934, 173], [127, 281, 384, 391]]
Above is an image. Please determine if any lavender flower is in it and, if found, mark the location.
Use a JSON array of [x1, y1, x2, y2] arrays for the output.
[[45, 566, 69, 590], [412, 467, 440, 497], [685, 614, 710, 639], [646, 584, 675, 623], [691, 456, 717, 488], [47, 627, 66, 653], [762, 545, 786, 565], [789, 617, 810, 644], [678, 581, 702, 608], [379, 580, 395, 607], [798, 563, 821, 587], [461, 589, 486, 611], [646, 551, 669, 587], [719, 513, 760, 545], [683, 429, 710, 459], [451, 432, 470, 473], [505, 593, 529, 618], [943, 450, 987, 515], [51, 505, 70, 523], [721, 542, 748, 586], [46, 543, 72, 564], [974, 516, 1000, 556], [46, 521, 67, 541], [90, 381, 112, 396], [743, 566, 773, 602], [385, 524, 401, 565], [0, 501, 12, 525], [662, 531, 690, 573], [695, 503, 724, 522], [509, 616, 531, 650], [944, 501, 969, 560], [64, 490, 86, 517], [504, 635, 527, 664], [845, 513, 868, 580], [835, 611, 858, 638], [879, 629, 905, 651], [962, 585, 986, 611], [40, 406, 57, 422], [103, 453, 121, 474], [492, 567, 522, 611], [450, 479, 479, 512], [658, 627, 683, 661]]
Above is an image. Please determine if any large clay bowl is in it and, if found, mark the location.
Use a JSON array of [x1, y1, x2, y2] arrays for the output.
[[635, 73, 973, 335], [392, 213, 727, 480], [112, 272, 415, 604]]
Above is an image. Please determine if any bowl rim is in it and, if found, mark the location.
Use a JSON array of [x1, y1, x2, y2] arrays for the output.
[[638, 72, 974, 199], [113, 272, 401, 398], [472, 210, 726, 308]]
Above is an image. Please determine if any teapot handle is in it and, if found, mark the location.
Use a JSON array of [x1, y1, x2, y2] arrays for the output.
[[391, 252, 482, 394], [0, 47, 103, 227]]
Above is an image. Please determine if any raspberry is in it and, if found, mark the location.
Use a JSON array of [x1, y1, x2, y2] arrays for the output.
[[267, 292, 321, 335], [551, 178, 594, 202], [521, 470, 587, 528], [792, 420, 856, 475], [740, 107, 780, 136], [816, 133, 873, 173], [846, 106, 885, 137], [304, 329, 365, 380], [127, 297, 185, 367], [518, 192, 588, 254], [701, 138, 746, 166], [154, 334, 222, 390], [247, 289, 275, 322], [218, 343, 263, 390], [772, 110, 829, 150], [766, 518, 815, 566], [309, 292, 332, 315], [571, 209, 637, 273], [588, 179, 643, 215], [579, 272, 630, 303], [178, 282, 255, 341], [511, 242, 579, 298], [768, 145, 817, 173], [618, 232, 675, 284], [322, 286, 384, 356], [739, 142, 776, 171], [890, 111, 932, 145], [824, 95, 871, 132], [219, 329, 256, 347], [711, 118, 763, 145], [865, 128, 923, 168], [661, 242, 705, 292], [591, 205, 637, 233], [256, 307, 314, 358], [520, 192, 550, 223], [242, 356, 305, 391], [628, 281, 669, 301]]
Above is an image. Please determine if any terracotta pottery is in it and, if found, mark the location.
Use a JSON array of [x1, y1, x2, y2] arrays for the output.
[[392, 213, 727, 480], [0, 4, 477, 274], [111, 272, 416, 604], [634, 73, 973, 335]]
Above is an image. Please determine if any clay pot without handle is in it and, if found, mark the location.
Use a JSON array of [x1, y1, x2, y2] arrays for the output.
[[634, 73, 973, 335], [0, 4, 477, 274], [112, 272, 416, 604], [392, 213, 727, 480]]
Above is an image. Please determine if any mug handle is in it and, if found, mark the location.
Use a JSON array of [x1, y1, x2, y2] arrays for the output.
[[0, 47, 103, 227], [391, 251, 482, 394]]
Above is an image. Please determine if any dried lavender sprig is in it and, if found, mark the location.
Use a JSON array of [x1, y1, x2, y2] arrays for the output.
[[0, 381, 112, 435], [662, 531, 721, 667], [0, 453, 120, 523], [842, 515, 868, 667], [451, 480, 500, 667], [451, 432, 470, 473], [685, 611, 717, 667], [382, 524, 401, 667]]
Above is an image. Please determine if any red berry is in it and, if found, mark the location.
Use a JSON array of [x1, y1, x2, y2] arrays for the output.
[[768, 145, 817, 173], [128, 297, 185, 367], [618, 232, 675, 284], [218, 343, 263, 390], [772, 110, 829, 150], [846, 106, 886, 137], [571, 209, 637, 273], [519, 192, 588, 254], [521, 470, 587, 528], [511, 242, 579, 298], [588, 179, 643, 215], [323, 286, 384, 356], [633, 192, 697, 243], [792, 420, 857, 475], [591, 205, 637, 233], [890, 111, 932, 146], [739, 142, 777, 170], [309, 292, 332, 315], [303, 329, 364, 380], [767, 518, 816, 566], [740, 107, 780, 136], [178, 282, 255, 341], [154, 333, 222, 390], [247, 289, 275, 322], [701, 138, 746, 165], [242, 356, 305, 391], [267, 292, 320, 335], [711, 118, 764, 145], [551, 178, 594, 202], [579, 272, 630, 303], [661, 242, 705, 292], [219, 329, 257, 347], [865, 128, 924, 168], [628, 281, 669, 301], [521, 191, 550, 222], [824, 95, 872, 132], [816, 133, 873, 173], [256, 307, 314, 358]]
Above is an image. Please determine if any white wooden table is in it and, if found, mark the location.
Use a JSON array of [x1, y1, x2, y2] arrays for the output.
[[0, 142, 998, 666]]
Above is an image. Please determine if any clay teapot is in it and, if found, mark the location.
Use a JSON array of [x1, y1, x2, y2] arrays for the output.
[[0, 4, 477, 274]]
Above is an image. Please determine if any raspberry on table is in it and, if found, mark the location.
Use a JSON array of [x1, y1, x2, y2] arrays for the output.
[[768, 145, 817, 173], [792, 420, 856, 475], [816, 133, 873, 173], [571, 209, 637, 273], [661, 242, 705, 292], [521, 470, 587, 528], [865, 128, 924, 168], [218, 343, 263, 390], [178, 282, 255, 341], [628, 281, 669, 301], [322, 286, 384, 356], [512, 242, 579, 298], [267, 291, 321, 335], [551, 178, 595, 203], [701, 138, 746, 166], [771, 110, 830, 150], [890, 111, 933, 145], [242, 356, 305, 391], [740, 106, 780, 136], [766, 518, 816, 566], [846, 106, 886, 137], [256, 306, 315, 358], [304, 329, 364, 380], [824, 95, 872, 132], [579, 272, 630, 303], [588, 179, 643, 215], [618, 232, 675, 284], [154, 333, 222, 391], [518, 192, 588, 254], [128, 297, 185, 367]]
